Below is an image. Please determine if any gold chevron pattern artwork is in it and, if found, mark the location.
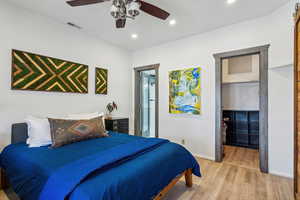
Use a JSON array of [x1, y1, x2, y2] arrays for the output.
[[95, 68, 108, 95], [11, 50, 88, 93]]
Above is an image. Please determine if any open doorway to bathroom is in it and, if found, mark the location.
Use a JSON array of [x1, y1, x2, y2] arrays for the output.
[[214, 45, 269, 173], [134, 64, 159, 138]]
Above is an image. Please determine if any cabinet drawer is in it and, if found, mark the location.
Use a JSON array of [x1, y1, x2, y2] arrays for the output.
[[117, 119, 128, 126], [105, 118, 129, 134]]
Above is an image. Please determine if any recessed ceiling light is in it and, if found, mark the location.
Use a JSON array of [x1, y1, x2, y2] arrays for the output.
[[169, 19, 177, 26], [227, 0, 236, 5], [131, 34, 138, 39]]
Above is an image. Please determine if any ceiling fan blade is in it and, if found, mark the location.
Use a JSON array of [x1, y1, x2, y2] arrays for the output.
[[66, 0, 110, 7], [139, 1, 170, 20], [116, 18, 126, 28]]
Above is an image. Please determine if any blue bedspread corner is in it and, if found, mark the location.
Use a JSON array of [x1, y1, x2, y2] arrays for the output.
[[192, 160, 201, 177]]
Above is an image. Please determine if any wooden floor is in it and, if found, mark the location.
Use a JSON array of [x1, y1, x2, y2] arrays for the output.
[[0, 191, 8, 200], [223, 145, 259, 170], [164, 146, 293, 200], [0, 146, 294, 200]]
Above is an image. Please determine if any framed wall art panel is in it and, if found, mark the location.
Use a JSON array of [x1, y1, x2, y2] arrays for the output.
[[11, 49, 88, 94], [95, 67, 108, 95]]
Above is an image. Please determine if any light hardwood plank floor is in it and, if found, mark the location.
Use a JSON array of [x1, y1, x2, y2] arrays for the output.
[[164, 146, 293, 200], [0, 146, 293, 200], [0, 191, 8, 200], [223, 145, 259, 170]]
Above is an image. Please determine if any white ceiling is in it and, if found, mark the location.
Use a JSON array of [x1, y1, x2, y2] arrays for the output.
[[7, 0, 290, 51]]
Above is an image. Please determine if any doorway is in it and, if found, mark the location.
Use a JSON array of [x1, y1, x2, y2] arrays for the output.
[[134, 64, 159, 138], [214, 45, 269, 173]]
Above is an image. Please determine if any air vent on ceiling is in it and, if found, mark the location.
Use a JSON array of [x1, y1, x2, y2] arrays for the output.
[[67, 22, 82, 29]]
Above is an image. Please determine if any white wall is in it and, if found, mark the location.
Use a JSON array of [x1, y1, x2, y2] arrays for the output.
[[0, 2, 132, 150], [132, 1, 294, 177]]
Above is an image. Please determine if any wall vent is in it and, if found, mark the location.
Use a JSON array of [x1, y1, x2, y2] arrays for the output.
[[228, 55, 252, 74], [67, 22, 82, 29]]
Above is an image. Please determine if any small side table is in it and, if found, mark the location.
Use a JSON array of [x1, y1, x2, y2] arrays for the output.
[[105, 118, 129, 134]]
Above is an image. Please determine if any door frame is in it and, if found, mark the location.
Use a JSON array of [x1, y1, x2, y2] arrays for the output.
[[134, 64, 159, 138], [213, 45, 270, 173]]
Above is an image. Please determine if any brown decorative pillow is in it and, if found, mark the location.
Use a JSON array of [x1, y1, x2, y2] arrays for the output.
[[48, 116, 108, 148]]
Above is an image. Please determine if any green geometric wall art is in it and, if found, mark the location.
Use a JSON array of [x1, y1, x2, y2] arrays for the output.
[[11, 49, 88, 93], [95, 68, 108, 95]]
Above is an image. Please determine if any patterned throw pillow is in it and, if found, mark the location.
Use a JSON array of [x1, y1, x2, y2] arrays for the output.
[[48, 116, 108, 148]]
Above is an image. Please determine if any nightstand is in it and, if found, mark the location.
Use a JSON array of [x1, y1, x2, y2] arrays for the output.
[[105, 118, 129, 134]]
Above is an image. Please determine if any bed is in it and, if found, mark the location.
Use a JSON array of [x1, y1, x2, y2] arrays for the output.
[[0, 123, 201, 200]]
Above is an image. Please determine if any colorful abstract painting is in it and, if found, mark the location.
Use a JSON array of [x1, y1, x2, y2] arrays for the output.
[[12, 49, 88, 93], [169, 67, 201, 115], [95, 68, 108, 95]]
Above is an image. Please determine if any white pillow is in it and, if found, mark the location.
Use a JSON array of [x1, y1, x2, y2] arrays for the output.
[[25, 116, 52, 148]]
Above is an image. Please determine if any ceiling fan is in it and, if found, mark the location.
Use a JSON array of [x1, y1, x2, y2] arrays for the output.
[[66, 0, 170, 28]]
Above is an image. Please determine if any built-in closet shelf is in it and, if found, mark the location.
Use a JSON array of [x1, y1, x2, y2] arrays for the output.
[[222, 109, 259, 112], [222, 80, 259, 85], [269, 63, 293, 69], [223, 110, 259, 149]]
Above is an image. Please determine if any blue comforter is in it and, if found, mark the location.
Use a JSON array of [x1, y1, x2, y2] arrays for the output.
[[0, 132, 201, 200]]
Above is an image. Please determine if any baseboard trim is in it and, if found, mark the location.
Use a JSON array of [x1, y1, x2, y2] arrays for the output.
[[269, 170, 293, 179], [193, 154, 215, 161], [193, 153, 294, 179]]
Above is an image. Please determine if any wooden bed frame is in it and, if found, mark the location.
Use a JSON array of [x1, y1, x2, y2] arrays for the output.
[[0, 168, 193, 199], [154, 168, 193, 200]]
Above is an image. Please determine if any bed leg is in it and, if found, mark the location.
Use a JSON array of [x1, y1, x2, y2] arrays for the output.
[[185, 169, 193, 187], [0, 168, 9, 189]]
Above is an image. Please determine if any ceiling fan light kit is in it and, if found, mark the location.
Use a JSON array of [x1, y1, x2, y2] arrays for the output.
[[110, 0, 139, 20], [66, 0, 170, 28], [127, 1, 140, 17]]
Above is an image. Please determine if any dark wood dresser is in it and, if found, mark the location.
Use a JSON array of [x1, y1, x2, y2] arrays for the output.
[[105, 118, 129, 134]]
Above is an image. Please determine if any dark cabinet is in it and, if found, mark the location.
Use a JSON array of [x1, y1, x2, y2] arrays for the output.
[[223, 110, 259, 149], [105, 118, 129, 134]]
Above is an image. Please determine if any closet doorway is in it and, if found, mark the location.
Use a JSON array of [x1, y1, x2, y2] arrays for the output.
[[134, 64, 159, 138], [214, 45, 269, 173]]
